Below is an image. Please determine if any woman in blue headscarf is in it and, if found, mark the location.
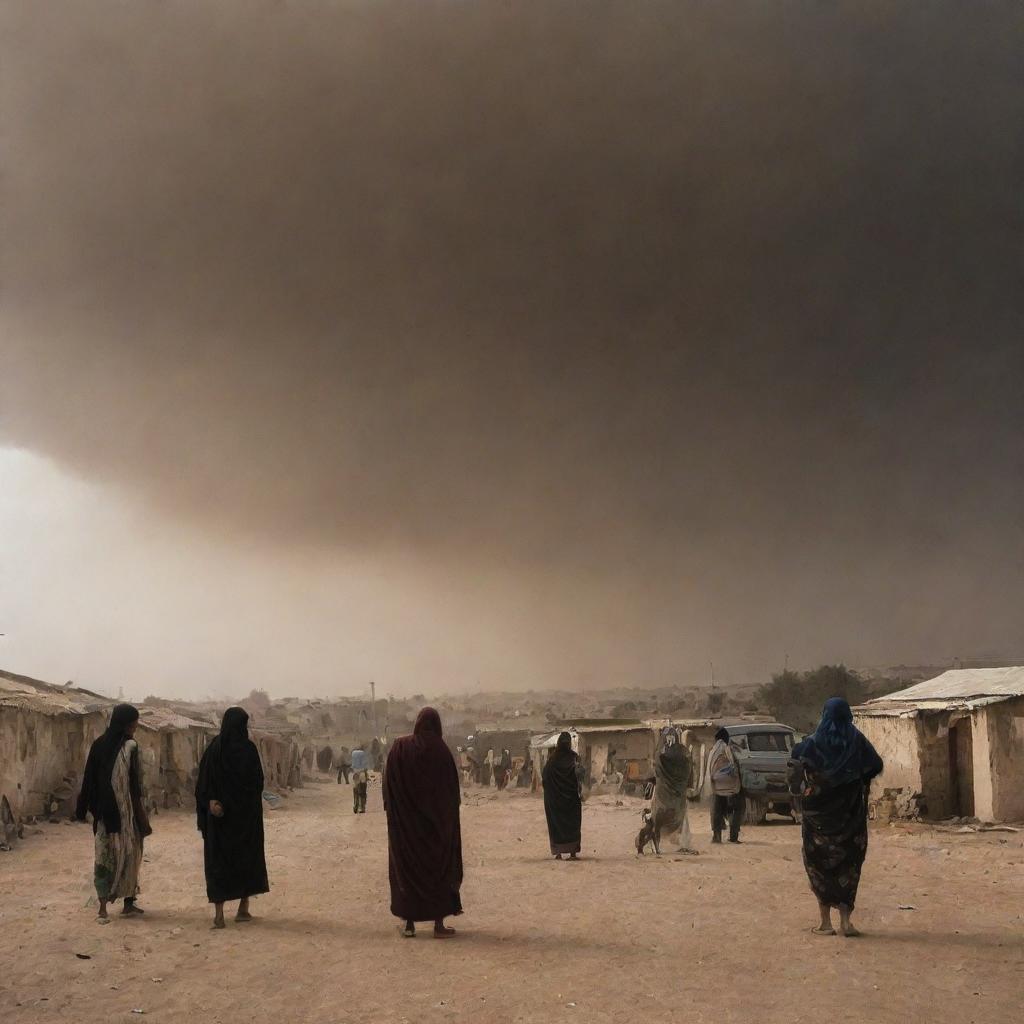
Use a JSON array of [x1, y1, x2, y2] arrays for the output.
[[788, 697, 883, 937]]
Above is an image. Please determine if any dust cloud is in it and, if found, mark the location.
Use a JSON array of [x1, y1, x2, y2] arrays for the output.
[[2, 3, 1022, 694]]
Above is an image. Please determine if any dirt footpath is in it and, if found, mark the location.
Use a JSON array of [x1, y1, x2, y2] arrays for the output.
[[1, 778, 1022, 1024]]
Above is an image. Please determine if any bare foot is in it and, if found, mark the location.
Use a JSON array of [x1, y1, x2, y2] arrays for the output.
[[235, 910, 253, 922], [811, 925, 836, 936], [121, 904, 144, 916], [212, 918, 226, 930], [840, 923, 861, 937]]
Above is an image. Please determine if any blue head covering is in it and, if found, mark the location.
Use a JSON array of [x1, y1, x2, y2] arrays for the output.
[[791, 697, 882, 787]]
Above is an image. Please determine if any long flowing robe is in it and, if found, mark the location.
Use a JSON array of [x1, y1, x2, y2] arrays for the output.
[[92, 740, 144, 900], [542, 739, 584, 855], [195, 707, 270, 904], [652, 741, 692, 849], [789, 698, 884, 909], [76, 704, 147, 902], [383, 708, 464, 922]]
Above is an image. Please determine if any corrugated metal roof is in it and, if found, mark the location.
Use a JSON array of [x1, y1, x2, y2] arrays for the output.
[[856, 667, 1024, 716], [873, 666, 1024, 702]]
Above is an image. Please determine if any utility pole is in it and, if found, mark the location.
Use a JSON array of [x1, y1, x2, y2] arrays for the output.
[[370, 681, 377, 739]]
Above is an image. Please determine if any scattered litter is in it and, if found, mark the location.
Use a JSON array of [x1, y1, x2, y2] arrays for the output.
[[75, 953, 92, 960], [262, 790, 283, 809], [131, 1010, 146, 1015], [941, 823, 1020, 835], [566, 1002, 577, 1008], [898, 905, 916, 911], [151, 978, 163, 983]]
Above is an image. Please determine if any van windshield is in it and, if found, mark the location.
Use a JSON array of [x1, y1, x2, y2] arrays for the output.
[[746, 732, 792, 752]]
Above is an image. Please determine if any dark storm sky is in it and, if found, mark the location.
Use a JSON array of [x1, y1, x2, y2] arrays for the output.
[[2, 2, 1022, 694]]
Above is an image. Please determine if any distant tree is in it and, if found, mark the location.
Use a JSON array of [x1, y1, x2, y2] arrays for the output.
[[247, 688, 271, 710], [756, 664, 866, 731]]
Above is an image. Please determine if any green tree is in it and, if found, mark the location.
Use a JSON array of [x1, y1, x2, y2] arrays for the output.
[[756, 664, 866, 731]]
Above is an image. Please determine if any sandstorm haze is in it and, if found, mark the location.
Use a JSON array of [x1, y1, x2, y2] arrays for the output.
[[1, 2, 1022, 698]]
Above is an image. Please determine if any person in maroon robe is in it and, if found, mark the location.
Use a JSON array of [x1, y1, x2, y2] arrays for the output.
[[383, 707, 464, 938]]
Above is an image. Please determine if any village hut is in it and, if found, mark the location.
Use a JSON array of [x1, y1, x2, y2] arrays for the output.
[[546, 720, 655, 792], [853, 667, 1024, 822], [135, 706, 217, 810], [0, 670, 111, 826]]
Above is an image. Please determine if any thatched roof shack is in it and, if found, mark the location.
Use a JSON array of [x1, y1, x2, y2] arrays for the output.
[[0, 670, 221, 828], [0, 670, 113, 824], [135, 705, 218, 811]]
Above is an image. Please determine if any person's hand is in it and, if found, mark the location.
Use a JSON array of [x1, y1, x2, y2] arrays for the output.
[[209, 799, 225, 818]]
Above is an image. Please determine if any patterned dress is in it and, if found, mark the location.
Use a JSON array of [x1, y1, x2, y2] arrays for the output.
[[797, 775, 869, 910], [93, 740, 144, 901]]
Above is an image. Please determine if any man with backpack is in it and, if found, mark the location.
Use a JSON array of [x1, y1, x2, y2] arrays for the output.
[[709, 727, 745, 844]]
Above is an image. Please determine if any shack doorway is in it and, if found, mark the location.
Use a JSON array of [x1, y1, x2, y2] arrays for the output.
[[948, 719, 974, 817]]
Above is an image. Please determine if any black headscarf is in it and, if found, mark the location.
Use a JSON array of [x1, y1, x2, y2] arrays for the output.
[[715, 726, 730, 743], [76, 703, 141, 834]]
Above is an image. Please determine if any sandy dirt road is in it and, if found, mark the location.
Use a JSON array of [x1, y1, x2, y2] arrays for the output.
[[2, 777, 1022, 1024]]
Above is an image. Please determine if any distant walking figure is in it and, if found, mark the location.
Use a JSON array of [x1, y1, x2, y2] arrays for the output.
[[195, 707, 270, 929], [496, 749, 512, 791], [542, 732, 584, 860], [709, 727, 745, 844], [351, 748, 369, 813], [337, 747, 351, 785], [76, 703, 152, 921], [788, 698, 883, 938], [383, 708, 464, 939]]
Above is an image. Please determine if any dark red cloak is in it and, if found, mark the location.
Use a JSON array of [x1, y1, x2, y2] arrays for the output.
[[383, 707, 464, 922]]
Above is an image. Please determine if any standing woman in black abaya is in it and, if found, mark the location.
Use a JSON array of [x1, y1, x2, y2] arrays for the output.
[[542, 732, 585, 860], [195, 707, 270, 929]]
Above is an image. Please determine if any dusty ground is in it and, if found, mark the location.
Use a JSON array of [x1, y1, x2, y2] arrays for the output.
[[1, 778, 1022, 1024]]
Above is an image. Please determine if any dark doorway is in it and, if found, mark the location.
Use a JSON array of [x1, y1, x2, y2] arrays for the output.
[[948, 720, 974, 817]]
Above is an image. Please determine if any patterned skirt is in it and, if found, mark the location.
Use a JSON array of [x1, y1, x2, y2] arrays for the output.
[[800, 781, 869, 910], [93, 741, 143, 902]]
